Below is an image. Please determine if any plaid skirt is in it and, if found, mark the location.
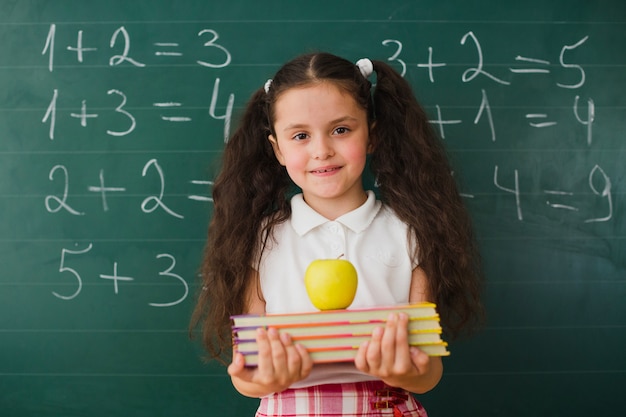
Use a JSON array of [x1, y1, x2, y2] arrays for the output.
[[255, 380, 427, 417]]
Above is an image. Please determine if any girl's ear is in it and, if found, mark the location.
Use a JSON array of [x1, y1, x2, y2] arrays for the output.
[[268, 135, 286, 166]]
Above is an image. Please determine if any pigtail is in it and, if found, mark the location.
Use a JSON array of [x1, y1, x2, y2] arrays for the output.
[[191, 88, 291, 361], [369, 60, 484, 337]]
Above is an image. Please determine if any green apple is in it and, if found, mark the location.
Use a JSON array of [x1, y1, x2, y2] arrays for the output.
[[304, 258, 358, 310]]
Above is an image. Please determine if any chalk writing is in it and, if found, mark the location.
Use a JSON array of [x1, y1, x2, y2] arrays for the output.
[[87, 170, 127, 212], [70, 99, 98, 127], [573, 95, 595, 146], [381, 35, 596, 146], [474, 89, 496, 142], [41, 24, 233, 71], [45, 160, 211, 217], [493, 164, 613, 222], [41, 23, 56, 72], [509, 56, 551, 74], [141, 159, 184, 219], [494, 165, 522, 221], [53, 244, 93, 300], [382, 39, 406, 76], [376, 33, 612, 224], [460, 31, 511, 85], [188, 180, 215, 202], [416, 46, 446, 83], [107, 89, 137, 136], [42, 89, 58, 140], [430, 105, 462, 139], [45, 165, 85, 216], [210, 78, 235, 142], [585, 165, 613, 223], [149, 254, 189, 308], [41, 81, 234, 141], [31, 23, 618, 305], [52, 245, 188, 307], [109, 26, 145, 67], [67, 29, 98, 62], [557, 36, 589, 89], [196, 29, 232, 68], [383, 32, 589, 89], [99, 262, 135, 294]]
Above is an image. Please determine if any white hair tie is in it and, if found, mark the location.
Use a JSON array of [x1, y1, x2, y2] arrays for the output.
[[264, 79, 273, 93], [355, 58, 374, 79]]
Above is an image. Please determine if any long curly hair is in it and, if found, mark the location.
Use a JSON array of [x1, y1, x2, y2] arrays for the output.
[[190, 52, 484, 362]]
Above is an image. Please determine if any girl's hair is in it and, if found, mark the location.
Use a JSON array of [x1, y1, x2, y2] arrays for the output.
[[190, 52, 484, 362]]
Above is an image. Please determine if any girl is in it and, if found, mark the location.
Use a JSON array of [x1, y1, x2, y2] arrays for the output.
[[191, 52, 483, 416]]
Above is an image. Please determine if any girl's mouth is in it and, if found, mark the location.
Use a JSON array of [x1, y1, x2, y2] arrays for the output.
[[311, 166, 341, 174]]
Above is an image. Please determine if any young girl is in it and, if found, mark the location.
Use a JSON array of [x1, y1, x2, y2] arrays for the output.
[[191, 52, 483, 416]]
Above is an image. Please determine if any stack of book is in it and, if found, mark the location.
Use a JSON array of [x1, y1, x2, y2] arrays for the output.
[[231, 302, 449, 366]]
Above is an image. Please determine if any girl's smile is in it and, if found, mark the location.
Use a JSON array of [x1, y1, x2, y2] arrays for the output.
[[310, 165, 341, 175]]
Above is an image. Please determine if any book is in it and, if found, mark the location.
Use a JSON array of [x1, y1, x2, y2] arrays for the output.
[[232, 302, 439, 328], [231, 303, 449, 366], [235, 330, 443, 352], [233, 318, 442, 340], [239, 342, 450, 367]]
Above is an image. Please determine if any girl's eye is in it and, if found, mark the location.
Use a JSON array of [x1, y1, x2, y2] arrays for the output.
[[334, 127, 350, 135], [293, 133, 308, 141]]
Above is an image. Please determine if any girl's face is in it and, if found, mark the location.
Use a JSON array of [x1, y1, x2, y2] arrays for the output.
[[269, 81, 371, 219]]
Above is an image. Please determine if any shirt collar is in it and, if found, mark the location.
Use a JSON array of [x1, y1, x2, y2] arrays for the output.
[[290, 190, 381, 236]]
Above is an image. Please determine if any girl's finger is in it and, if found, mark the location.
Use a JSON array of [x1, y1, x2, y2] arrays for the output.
[[227, 351, 246, 377], [354, 340, 370, 372], [254, 327, 275, 375], [365, 325, 384, 369], [295, 343, 314, 379], [379, 313, 399, 369], [393, 313, 412, 369], [267, 327, 288, 368], [281, 332, 303, 376], [410, 346, 431, 374]]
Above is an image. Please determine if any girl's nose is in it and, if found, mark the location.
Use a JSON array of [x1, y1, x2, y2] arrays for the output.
[[311, 135, 334, 160]]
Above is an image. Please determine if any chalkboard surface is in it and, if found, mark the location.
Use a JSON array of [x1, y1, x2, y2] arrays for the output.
[[1, 1, 625, 416]]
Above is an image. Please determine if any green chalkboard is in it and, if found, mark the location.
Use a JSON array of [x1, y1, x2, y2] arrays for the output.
[[1, 0, 625, 416]]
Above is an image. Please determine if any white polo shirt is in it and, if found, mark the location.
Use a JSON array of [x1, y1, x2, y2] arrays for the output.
[[258, 190, 418, 388]]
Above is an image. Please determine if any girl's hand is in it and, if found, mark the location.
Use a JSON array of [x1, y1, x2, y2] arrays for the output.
[[354, 312, 440, 393], [228, 327, 313, 396]]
